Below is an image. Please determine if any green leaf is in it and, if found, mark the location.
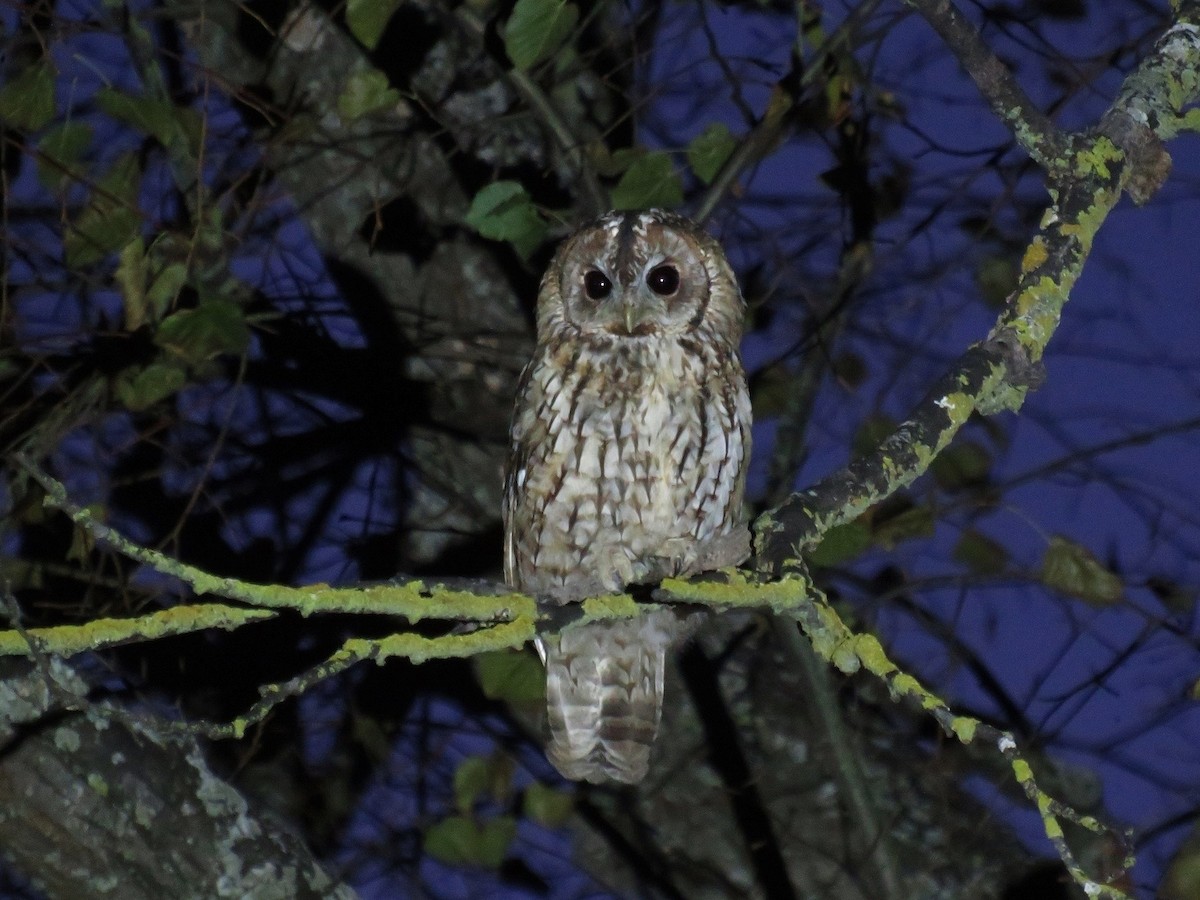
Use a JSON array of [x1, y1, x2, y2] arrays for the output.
[[586, 143, 629, 178], [425, 816, 479, 865], [930, 441, 992, 491], [337, 69, 400, 121], [454, 756, 491, 814], [96, 88, 177, 148], [748, 364, 794, 418], [474, 649, 544, 703], [115, 238, 149, 330], [808, 520, 871, 567], [155, 301, 250, 365], [523, 782, 573, 827], [145, 262, 188, 323], [610, 152, 683, 210], [504, 0, 579, 71], [872, 504, 934, 550], [116, 238, 188, 330], [831, 352, 867, 389], [67, 504, 104, 562], [346, 0, 402, 50], [975, 254, 1017, 309], [1041, 536, 1123, 606], [64, 154, 142, 268], [687, 123, 736, 185], [851, 414, 897, 458], [37, 121, 92, 189], [113, 362, 188, 411], [424, 815, 515, 868], [0, 61, 56, 131], [477, 817, 516, 868], [465, 182, 548, 259], [953, 529, 1009, 575]]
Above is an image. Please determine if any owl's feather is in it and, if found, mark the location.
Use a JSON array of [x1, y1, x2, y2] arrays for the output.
[[503, 210, 752, 783], [542, 613, 678, 784]]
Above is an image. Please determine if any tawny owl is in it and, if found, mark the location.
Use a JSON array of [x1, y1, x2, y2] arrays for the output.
[[503, 209, 752, 784]]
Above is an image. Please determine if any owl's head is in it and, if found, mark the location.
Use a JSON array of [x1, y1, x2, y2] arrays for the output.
[[537, 210, 744, 343]]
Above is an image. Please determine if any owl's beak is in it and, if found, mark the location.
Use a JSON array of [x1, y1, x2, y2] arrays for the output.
[[619, 301, 657, 336], [614, 299, 656, 336]]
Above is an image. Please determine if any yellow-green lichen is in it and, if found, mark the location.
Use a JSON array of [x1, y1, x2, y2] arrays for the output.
[[975, 360, 1031, 415], [0, 605, 275, 659], [578, 592, 642, 622], [355, 618, 533, 666], [87, 773, 109, 797], [1073, 136, 1122, 179], [1021, 238, 1049, 272], [888, 671, 920, 700], [1011, 757, 1033, 783], [1009, 273, 1065, 348], [1060, 189, 1117, 257], [659, 570, 808, 614], [935, 391, 974, 427], [803, 602, 861, 674], [951, 717, 977, 742]]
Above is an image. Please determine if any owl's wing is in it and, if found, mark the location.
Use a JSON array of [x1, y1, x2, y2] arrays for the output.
[[503, 357, 540, 588], [542, 611, 680, 784]]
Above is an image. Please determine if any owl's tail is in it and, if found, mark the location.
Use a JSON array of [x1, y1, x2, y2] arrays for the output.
[[539, 612, 679, 784]]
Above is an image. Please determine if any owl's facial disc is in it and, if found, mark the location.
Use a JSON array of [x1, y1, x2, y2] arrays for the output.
[[577, 257, 688, 336], [546, 210, 727, 341]]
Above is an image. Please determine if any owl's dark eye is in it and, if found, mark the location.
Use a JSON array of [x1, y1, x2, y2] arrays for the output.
[[646, 264, 680, 296], [583, 270, 613, 300]]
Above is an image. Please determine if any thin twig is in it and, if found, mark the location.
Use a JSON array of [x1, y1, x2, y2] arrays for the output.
[[454, 7, 608, 215], [903, 0, 1067, 168], [772, 617, 909, 900], [694, 0, 887, 224]]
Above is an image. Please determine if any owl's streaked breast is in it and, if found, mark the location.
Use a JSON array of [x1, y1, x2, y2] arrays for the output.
[[506, 331, 749, 599]]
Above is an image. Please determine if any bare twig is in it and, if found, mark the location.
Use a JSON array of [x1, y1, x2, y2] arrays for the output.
[[453, 7, 608, 216], [773, 617, 909, 900], [694, 0, 886, 224], [902, 0, 1067, 168]]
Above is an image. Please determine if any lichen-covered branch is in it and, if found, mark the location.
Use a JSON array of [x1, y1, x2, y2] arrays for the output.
[[4, 10, 1198, 899], [753, 333, 1030, 570], [0, 659, 357, 900], [6, 404, 1132, 895], [0, 603, 275, 657], [13, 452, 538, 628], [757, 5, 1200, 573], [661, 569, 1134, 898], [902, 0, 1067, 168]]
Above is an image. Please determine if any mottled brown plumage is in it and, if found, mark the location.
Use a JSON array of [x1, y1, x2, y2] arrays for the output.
[[503, 210, 752, 783]]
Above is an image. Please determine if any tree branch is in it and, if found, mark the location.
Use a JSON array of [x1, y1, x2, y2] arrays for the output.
[[5, 11, 1199, 897], [694, 0, 886, 224], [454, 6, 609, 217], [0, 658, 358, 900], [902, 0, 1067, 168], [760, 3, 1200, 569]]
